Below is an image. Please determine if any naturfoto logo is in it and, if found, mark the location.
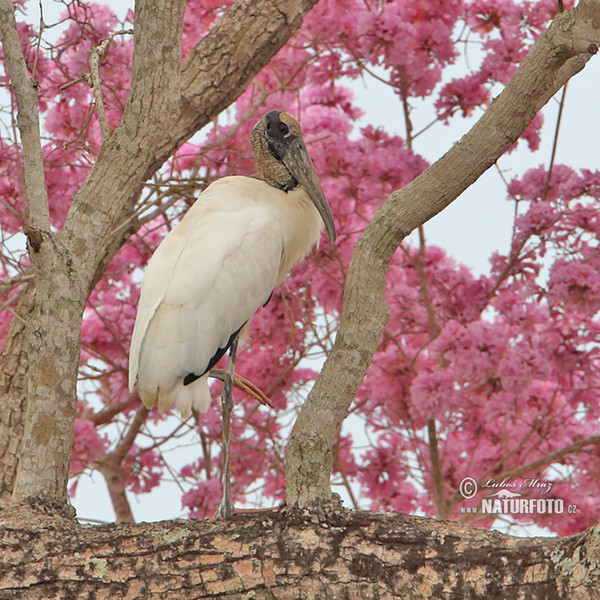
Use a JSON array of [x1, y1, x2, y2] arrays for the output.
[[458, 476, 578, 516]]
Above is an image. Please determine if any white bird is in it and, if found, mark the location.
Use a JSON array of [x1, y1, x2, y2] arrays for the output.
[[128, 110, 336, 513]]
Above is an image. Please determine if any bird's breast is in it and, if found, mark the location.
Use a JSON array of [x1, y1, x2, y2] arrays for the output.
[[194, 177, 324, 282]]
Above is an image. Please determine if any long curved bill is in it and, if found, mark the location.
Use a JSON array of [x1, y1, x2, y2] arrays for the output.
[[282, 143, 336, 244]]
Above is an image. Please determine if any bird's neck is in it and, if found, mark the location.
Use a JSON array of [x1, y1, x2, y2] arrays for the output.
[[276, 187, 323, 282]]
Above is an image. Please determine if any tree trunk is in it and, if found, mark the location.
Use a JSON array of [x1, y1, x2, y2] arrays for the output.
[[0, 505, 597, 599], [0, 293, 34, 504]]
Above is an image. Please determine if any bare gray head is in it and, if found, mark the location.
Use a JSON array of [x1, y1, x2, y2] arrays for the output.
[[251, 110, 336, 244]]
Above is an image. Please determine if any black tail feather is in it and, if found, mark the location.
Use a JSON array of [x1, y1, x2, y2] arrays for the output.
[[183, 322, 247, 386]]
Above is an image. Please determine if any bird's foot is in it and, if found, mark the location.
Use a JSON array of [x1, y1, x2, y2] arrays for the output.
[[214, 490, 234, 519]]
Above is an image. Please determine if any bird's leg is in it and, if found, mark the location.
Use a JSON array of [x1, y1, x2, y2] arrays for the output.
[[215, 336, 238, 519]]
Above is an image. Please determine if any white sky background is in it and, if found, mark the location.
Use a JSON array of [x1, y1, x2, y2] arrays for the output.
[[15, 1, 600, 528]]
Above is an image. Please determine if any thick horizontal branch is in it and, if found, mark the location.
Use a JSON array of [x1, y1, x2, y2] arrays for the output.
[[0, 506, 598, 598]]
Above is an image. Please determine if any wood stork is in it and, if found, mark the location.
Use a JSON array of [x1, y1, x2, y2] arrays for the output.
[[128, 110, 336, 515]]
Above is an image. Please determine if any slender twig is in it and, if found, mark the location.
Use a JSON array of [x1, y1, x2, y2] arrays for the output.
[[0, 295, 26, 323], [542, 82, 568, 201], [83, 394, 139, 425], [427, 418, 449, 518], [199, 429, 212, 481], [0, 273, 34, 293], [31, 0, 44, 79], [89, 29, 133, 141], [134, 419, 190, 455], [112, 405, 149, 464]]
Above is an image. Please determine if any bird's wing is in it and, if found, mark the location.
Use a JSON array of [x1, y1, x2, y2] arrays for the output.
[[128, 225, 187, 392], [129, 177, 286, 402]]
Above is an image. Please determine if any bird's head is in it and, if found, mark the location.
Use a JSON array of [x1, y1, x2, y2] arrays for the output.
[[251, 110, 336, 244]]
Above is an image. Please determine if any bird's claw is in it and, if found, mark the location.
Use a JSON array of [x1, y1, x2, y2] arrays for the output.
[[209, 369, 274, 408]]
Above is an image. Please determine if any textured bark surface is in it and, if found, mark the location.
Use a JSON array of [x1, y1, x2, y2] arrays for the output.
[[0, 505, 599, 599], [0, 293, 34, 504], [286, 0, 600, 507]]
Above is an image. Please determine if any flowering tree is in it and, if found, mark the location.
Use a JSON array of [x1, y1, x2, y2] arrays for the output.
[[2, 0, 600, 595], [1, 0, 600, 527]]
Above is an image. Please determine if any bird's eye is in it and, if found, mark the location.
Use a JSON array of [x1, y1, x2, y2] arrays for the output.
[[278, 122, 289, 136]]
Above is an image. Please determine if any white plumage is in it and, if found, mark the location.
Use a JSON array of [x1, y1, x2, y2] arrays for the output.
[[129, 176, 324, 416], [129, 111, 336, 418]]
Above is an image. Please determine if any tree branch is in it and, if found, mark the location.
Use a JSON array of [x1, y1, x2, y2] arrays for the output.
[[89, 29, 134, 142], [0, 0, 50, 239], [286, 0, 600, 506], [1, 506, 599, 598]]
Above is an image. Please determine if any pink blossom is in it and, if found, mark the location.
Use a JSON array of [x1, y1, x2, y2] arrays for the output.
[[70, 419, 109, 475], [181, 479, 223, 519], [548, 260, 600, 316], [436, 73, 490, 120]]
